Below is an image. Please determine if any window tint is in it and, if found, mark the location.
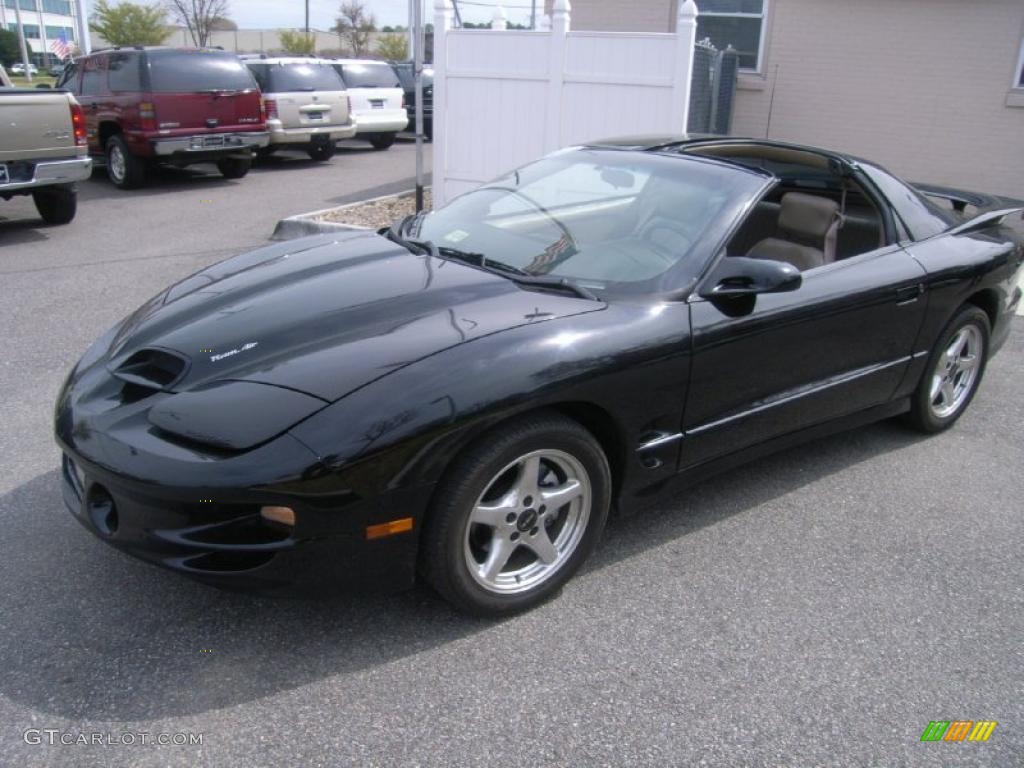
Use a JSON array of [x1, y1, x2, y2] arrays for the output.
[[80, 57, 105, 96], [337, 62, 400, 88], [860, 163, 957, 241], [246, 62, 343, 92], [55, 60, 77, 90], [107, 53, 141, 91], [146, 51, 256, 92], [696, 0, 766, 70]]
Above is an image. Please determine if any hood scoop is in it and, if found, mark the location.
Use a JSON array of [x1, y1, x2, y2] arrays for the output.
[[112, 348, 190, 392]]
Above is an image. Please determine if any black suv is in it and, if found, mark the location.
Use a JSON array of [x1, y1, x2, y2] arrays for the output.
[[391, 62, 433, 140]]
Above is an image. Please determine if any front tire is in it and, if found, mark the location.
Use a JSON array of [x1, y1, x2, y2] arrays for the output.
[[32, 184, 77, 224], [420, 412, 611, 617], [906, 305, 990, 433], [106, 134, 146, 189], [216, 156, 252, 179], [368, 132, 396, 150]]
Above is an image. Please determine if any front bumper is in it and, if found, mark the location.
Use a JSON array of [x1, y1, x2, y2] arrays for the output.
[[267, 121, 358, 145], [152, 132, 270, 157], [0, 155, 92, 193], [58, 449, 428, 594]]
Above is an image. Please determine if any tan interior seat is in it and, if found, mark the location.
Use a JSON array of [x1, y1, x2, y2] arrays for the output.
[[747, 192, 842, 271]]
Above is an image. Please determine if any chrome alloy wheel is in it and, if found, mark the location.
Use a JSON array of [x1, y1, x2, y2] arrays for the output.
[[463, 449, 591, 595], [108, 144, 126, 183], [929, 324, 982, 419]]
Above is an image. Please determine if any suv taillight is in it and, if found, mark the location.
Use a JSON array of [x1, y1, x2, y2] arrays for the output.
[[69, 103, 87, 146], [138, 101, 157, 131], [264, 98, 278, 120]]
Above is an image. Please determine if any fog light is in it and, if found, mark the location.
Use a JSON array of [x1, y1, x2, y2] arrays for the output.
[[366, 517, 413, 540], [260, 505, 295, 527]]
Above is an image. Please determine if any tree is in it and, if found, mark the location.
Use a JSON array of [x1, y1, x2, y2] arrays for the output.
[[0, 28, 21, 67], [375, 32, 407, 61], [334, 0, 376, 58], [90, 0, 170, 47], [278, 29, 316, 55], [209, 16, 237, 31], [165, 0, 229, 48]]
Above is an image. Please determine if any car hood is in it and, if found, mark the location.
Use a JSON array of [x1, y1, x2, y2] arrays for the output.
[[103, 231, 604, 402]]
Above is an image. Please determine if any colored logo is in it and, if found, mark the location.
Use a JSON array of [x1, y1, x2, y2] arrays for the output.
[[920, 721, 997, 742]]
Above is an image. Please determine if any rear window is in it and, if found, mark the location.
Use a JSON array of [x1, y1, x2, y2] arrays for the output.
[[335, 62, 400, 88], [146, 51, 256, 92], [246, 62, 344, 92]]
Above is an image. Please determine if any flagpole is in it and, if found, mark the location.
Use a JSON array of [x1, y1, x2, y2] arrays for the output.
[[74, 0, 91, 54], [12, 0, 33, 83]]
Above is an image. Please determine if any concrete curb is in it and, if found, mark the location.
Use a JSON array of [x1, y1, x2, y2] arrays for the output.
[[271, 188, 420, 241]]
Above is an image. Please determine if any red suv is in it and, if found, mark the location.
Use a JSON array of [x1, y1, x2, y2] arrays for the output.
[[57, 47, 268, 189]]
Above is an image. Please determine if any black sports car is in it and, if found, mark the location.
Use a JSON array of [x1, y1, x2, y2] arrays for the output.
[[55, 137, 1024, 616]]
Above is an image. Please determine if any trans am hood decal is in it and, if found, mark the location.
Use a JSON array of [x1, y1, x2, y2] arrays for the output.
[[105, 231, 603, 402]]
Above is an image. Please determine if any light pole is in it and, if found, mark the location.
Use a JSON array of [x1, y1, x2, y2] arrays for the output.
[[12, 0, 33, 83], [413, 0, 425, 211]]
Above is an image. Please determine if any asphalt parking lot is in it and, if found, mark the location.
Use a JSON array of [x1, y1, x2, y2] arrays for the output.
[[1, 146, 1021, 767]]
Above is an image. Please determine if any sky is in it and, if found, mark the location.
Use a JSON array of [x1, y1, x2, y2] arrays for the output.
[[217, 0, 537, 31]]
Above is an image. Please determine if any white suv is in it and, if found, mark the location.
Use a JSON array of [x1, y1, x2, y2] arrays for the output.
[[244, 57, 356, 160], [330, 60, 408, 150]]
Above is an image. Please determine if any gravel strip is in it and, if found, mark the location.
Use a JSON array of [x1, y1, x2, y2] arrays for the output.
[[319, 190, 433, 229]]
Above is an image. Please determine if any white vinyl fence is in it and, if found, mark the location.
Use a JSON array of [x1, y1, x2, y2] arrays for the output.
[[431, 0, 699, 206]]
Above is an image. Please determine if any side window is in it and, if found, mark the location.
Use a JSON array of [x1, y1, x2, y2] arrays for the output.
[[860, 163, 956, 241], [56, 61, 78, 91], [107, 53, 141, 91], [246, 63, 271, 91], [80, 57, 105, 97]]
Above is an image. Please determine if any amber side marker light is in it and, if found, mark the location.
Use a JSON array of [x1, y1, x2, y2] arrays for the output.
[[366, 517, 414, 540], [260, 506, 296, 527]]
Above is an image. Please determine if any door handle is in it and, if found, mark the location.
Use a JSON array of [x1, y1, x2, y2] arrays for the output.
[[895, 283, 924, 305]]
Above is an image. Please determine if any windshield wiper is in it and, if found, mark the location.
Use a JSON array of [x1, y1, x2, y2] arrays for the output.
[[381, 220, 596, 301]]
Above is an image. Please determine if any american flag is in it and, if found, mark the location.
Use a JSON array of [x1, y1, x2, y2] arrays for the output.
[[49, 31, 72, 61]]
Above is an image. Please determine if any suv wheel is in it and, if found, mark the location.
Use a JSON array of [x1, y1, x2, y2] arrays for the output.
[[32, 184, 77, 225], [217, 157, 252, 179], [369, 132, 397, 151], [106, 135, 146, 189], [307, 139, 335, 162]]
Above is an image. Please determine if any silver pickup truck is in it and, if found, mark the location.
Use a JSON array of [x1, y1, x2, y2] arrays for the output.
[[0, 83, 93, 225]]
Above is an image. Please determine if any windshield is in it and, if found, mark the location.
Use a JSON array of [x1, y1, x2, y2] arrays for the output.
[[415, 149, 766, 294], [335, 62, 400, 88], [147, 51, 256, 92], [247, 62, 344, 92]]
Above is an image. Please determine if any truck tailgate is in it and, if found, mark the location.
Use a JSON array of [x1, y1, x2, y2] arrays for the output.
[[0, 89, 78, 162]]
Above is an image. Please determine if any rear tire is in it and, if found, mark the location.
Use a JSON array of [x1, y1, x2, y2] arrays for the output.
[[368, 132, 396, 151], [420, 412, 611, 617], [905, 305, 990, 433], [307, 140, 335, 161], [216, 156, 252, 179], [32, 184, 77, 224], [106, 134, 146, 189]]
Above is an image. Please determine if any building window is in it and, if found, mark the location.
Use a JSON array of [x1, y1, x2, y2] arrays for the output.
[[695, 0, 768, 71], [45, 25, 75, 41], [1015, 38, 1024, 88], [8, 22, 40, 38], [41, 0, 72, 13], [3, 0, 38, 12]]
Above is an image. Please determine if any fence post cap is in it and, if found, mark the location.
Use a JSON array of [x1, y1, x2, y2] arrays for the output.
[[678, 0, 699, 20]]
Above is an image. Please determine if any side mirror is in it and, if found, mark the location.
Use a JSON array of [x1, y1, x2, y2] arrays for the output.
[[700, 256, 802, 299]]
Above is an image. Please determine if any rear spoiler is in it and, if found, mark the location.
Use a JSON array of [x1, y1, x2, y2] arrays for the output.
[[912, 182, 1024, 216]]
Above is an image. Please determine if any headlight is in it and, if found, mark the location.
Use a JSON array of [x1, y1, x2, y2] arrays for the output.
[[147, 381, 325, 451]]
